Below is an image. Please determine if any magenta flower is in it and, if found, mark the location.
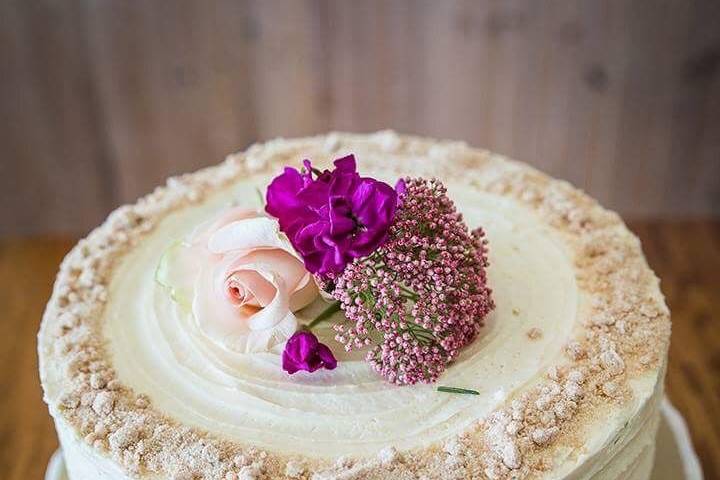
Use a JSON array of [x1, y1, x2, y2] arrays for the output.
[[282, 331, 337, 374], [265, 155, 399, 276]]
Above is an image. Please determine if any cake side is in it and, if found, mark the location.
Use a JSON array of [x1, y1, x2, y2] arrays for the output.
[[38, 131, 671, 480]]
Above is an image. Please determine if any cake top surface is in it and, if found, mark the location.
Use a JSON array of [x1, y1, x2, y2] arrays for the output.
[[38, 131, 670, 480]]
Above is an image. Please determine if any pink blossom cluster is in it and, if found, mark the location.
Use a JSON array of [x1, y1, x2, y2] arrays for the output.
[[321, 178, 495, 384]]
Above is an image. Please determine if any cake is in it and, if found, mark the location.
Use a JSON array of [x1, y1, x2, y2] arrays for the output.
[[38, 131, 671, 480]]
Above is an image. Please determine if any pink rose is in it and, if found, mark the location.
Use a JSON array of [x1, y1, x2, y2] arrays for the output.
[[158, 208, 318, 353]]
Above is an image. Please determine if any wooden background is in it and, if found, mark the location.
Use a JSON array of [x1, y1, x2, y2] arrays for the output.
[[1, 0, 719, 236]]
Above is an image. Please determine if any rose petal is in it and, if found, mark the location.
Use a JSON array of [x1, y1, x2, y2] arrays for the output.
[[208, 217, 290, 254], [225, 249, 309, 294], [194, 262, 301, 353], [190, 208, 258, 247], [243, 271, 298, 332], [290, 273, 319, 311], [225, 269, 275, 307]]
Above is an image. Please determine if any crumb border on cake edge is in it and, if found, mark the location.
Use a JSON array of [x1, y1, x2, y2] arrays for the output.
[[37, 131, 671, 480]]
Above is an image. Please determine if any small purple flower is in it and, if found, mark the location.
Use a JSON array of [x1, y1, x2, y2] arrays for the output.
[[282, 331, 337, 374], [266, 155, 400, 275]]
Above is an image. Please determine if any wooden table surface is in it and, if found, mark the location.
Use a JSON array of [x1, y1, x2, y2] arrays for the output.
[[1, 221, 718, 480]]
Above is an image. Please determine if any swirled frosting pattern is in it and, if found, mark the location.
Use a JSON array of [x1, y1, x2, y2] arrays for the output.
[[106, 176, 582, 458]]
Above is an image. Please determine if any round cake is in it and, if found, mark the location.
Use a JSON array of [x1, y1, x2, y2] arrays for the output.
[[38, 131, 671, 480]]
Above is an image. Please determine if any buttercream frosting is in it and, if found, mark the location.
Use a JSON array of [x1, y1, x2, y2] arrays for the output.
[[38, 131, 671, 480]]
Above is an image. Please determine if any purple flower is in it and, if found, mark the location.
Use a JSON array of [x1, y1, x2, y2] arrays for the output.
[[266, 155, 399, 275], [282, 331, 337, 374]]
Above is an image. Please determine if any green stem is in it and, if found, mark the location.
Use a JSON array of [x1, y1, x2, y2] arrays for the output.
[[399, 285, 419, 301], [437, 386, 480, 395], [305, 301, 342, 330], [254, 187, 265, 207]]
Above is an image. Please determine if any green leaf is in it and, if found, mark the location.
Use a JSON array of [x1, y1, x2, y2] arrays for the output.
[[154, 241, 193, 310]]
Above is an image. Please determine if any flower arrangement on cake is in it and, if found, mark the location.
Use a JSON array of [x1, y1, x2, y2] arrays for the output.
[[157, 154, 494, 385]]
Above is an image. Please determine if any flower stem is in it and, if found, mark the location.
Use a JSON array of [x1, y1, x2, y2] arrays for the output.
[[305, 301, 342, 330], [254, 187, 265, 207], [437, 386, 480, 395], [399, 285, 419, 301]]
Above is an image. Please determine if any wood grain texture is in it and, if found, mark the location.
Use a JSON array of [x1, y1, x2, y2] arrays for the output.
[[0, 223, 718, 478], [1, 0, 719, 236], [631, 221, 720, 480], [0, 237, 75, 480]]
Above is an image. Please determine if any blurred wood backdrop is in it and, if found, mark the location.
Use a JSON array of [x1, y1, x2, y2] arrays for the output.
[[1, 0, 719, 236]]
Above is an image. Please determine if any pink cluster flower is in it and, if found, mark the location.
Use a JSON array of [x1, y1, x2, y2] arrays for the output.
[[320, 178, 495, 384]]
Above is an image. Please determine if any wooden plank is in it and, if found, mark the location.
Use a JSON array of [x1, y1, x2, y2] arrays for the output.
[[628, 221, 720, 479], [665, 1, 720, 217], [563, 0, 629, 209], [0, 1, 114, 236], [83, 0, 260, 202], [1, 0, 719, 236], [416, 1, 495, 146], [250, 0, 330, 138], [0, 237, 75, 480], [609, 1, 685, 217]]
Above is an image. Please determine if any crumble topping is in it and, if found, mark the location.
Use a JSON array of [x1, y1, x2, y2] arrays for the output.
[[525, 328, 543, 340], [38, 132, 670, 479]]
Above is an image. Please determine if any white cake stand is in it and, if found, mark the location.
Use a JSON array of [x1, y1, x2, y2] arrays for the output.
[[45, 399, 703, 480], [652, 399, 704, 480]]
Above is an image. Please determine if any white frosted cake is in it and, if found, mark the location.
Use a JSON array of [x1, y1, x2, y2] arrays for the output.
[[39, 132, 671, 480]]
